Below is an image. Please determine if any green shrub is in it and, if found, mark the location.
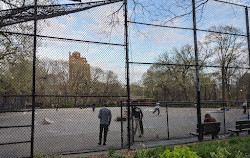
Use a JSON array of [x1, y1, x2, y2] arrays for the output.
[[228, 136, 250, 156], [35, 150, 44, 158], [59, 104, 73, 108], [188, 141, 226, 158], [158, 146, 200, 158], [210, 147, 231, 158], [134, 144, 172, 158], [108, 146, 129, 158], [210, 147, 244, 158], [108, 146, 116, 157], [134, 148, 148, 158], [40, 104, 50, 108], [146, 145, 171, 157], [35, 150, 63, 158]]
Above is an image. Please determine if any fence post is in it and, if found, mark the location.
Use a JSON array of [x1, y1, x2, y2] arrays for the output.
[[31, 0, 38, 157], [192, 0, 202, 141], [165, 102, 170, 139], [223, 100, 226, 133], [123, 0, 131, 149], [121, 101, 124, 147], [245, 7, 250, 120]]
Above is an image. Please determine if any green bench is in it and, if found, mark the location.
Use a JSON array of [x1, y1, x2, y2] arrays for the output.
[[190, 122, 221, 139], [228, 120, 250, 136]]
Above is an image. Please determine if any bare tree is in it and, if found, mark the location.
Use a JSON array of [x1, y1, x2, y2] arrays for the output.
[[203, 25, 246, 101], [0, 0, 57, 62], [37, 58, 69, 95]]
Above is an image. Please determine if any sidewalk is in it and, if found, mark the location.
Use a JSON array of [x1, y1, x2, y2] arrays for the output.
[[62, 134, 232, 157], [62, 149, 128, 158]]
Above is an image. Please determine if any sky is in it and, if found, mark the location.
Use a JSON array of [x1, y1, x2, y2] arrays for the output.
[[31, 0, 250, 84]]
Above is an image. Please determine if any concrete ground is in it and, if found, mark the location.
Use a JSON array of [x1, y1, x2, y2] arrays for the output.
[[0, 107, 248, 157]]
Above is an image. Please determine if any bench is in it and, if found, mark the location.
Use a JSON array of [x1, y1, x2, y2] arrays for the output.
[[116, 115, 127, 121], [228, 120, 250, 136], [190, 122, 221, 139]]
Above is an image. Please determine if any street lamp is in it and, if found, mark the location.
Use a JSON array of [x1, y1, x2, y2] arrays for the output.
[[240, 89, 244, 100]]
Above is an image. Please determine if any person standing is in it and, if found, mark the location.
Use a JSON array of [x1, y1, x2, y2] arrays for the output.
[[55, 104, 58, 111], [132, 106, 143, 137], [98, 104, 112, 145], [152, 102, 160, 115], [92, 104, 96, 112], [243, 99, 247, 114]]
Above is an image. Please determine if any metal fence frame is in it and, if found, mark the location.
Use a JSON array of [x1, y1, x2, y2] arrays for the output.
[[0, 0, 250, 157]]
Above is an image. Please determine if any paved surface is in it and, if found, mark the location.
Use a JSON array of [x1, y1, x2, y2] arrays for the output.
[[0, 107, 248, 157], [62, 133, 249, 158]]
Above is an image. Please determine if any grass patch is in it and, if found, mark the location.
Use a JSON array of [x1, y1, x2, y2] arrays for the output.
[[132, 136, 250, 158], [35, 136, 250, 158]]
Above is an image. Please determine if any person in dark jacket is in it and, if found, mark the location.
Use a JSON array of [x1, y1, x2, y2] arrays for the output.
[[92, 104, 96, 112], [132, 106, 143, 137], [98, 104, 112, 145]]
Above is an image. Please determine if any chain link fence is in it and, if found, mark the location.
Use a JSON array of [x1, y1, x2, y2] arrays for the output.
[[0, 0, 250, 157], [128, 0, 250, 146]]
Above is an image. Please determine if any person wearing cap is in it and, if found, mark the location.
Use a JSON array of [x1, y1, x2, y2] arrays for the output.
[[98, 104, 112, 145], [152, 102, 160, 115]]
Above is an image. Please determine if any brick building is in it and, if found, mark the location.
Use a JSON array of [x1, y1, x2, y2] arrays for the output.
[[69, 52, 90, 94]]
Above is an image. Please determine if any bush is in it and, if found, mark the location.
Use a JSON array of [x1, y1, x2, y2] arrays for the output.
[[35, 150, 43, 158], [59, 104, 73, 108], [188, 141, 227, 158], [108, 146, 129, 158], [158, 146, 200, 158], [134, 144, 172, 158], [210, 147, 231, 158], [133, 136, 250, 158], [134, 148, 148, 158], [227, 137, 250, 157]]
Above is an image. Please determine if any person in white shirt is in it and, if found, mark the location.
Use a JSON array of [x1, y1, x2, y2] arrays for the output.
[[242, 99, 247, 114], [152, 102, 160, 115]]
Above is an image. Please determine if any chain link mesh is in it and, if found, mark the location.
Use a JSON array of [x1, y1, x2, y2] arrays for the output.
[[0, 0, 250, 157]]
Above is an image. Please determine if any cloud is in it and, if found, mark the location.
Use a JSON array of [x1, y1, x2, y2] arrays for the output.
[[36, 0, 248, 84], [79, 2, 124, 39]]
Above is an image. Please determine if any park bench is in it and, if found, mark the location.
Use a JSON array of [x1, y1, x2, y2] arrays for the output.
[[228, 120, 250, 136], [190, 122, 221, 139], [116, 116, 127, 121]]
